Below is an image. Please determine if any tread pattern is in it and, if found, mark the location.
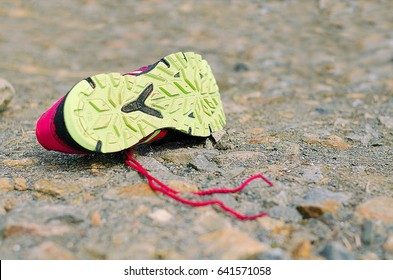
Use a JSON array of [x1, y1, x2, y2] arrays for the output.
[[63, 52, 226, 153]]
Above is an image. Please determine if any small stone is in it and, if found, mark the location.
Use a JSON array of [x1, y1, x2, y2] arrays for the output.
[[234, 62, 249, 72], [246, 128, 264, 135], [189, 154, 221, 172], [258, 216, 285, 232], [195, 210, 231, 232], [248, 136, 276, 144], [199, 228, 267, 259], [258, 248, 289, 260], [0, 78, 15, 111], [383, 235, 393, 252], [161, 149, 199, 164], [211, 130, 226, 143], [103, 183, 156, 200], [3, 158, 35, 168], [301, 165, 324, 182], [268, 206, 302, 223], [292, 240, 312, 259], [296, 200, 342, 219], [224, 167, 245, 179], [148, 209, 173, 223], [13, 177, 28, 191], [361, 220, 374, 245], [355, 197, 393, 224], [204, 137, 214, 149], [304, 188, 351, 204], [167, 180, 199, 193], [334, 118, 351, 128], [27, 241, 77, 260], [5, 222, 74, 238], [215, 151, 262, 166], [135, 156, 170, 173], [379, 116, 393, 129], [320, 242, 354, 260], [0, 178, 13, 192], [91, 211, 102, 227], [108, 243, 155, 260], [323, 135, 351, 150], [360, 252, 379, 260], [304, 135, 351, 150], [4, 198, 20, 212], [34, 179, 81, 197]]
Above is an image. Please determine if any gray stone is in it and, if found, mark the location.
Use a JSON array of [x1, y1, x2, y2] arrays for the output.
[[189, 154, 221, 173], [136, 156, 170, 173], [304, 188, 351, 205], [0, 78, 15, 111], [211, 130, 226, 143], [320, 242, 354, 260], [379, 116, 393, 129], [361, 220, 374, 246], [268, 206, 302, 223], [257, 248, 290, 260], [301, 165, 324, 183]]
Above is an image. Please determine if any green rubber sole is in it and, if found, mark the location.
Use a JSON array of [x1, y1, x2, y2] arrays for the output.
[[63, 52, 226, 153]]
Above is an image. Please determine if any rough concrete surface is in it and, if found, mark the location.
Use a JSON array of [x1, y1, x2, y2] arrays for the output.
[[0, 0, 392, 260]]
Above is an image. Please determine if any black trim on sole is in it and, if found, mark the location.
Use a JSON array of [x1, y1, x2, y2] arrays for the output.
[[85, 77, 96, 89], [54, 95, 91, 153]]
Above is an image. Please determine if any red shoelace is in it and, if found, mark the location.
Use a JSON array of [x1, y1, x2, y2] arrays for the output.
[[124, 150, 274, 220]]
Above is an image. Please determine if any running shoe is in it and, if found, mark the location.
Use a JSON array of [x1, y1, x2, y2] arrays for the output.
[[36, 52, 226, 153]]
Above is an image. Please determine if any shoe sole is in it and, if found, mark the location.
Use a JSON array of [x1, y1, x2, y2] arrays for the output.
[[63, 52, 226, 153]]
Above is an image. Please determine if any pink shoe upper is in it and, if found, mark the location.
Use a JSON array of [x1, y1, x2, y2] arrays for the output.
[[36, 97, 87, 154]]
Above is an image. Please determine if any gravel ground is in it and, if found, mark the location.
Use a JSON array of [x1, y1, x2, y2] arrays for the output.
[[0, 0, 393, 260]]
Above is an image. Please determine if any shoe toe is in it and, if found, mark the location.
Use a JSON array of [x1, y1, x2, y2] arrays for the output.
[[36, 98, 86, 154]]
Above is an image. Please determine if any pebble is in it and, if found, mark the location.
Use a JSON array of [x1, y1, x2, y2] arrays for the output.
[[194, 210, 232, 232], [361, 220, 374, 245], [135, 156, 170, 173], [189, 154, 221, 172], [103, 183, 156, 200], [211, 130, 226, 143], [296, 200, 342, 219], [292, 240, 312, 259], [5, 222, 75, 238], [161, 149, 199, 164], [258, 248, 289, 260], [320, 242, 354, 260], [304, 135, 351, 150], [258, 216, 285, 232], [304, 188, 351, 204], [383, 235, 393, 253], [268, 206, 302, 223], [27, 241, 77, 260], [199, 228, 268, 259], [148, 209, 173, 224], [378, 116, 393, 129], [0, 78, 15, 111], [301, 165, 324, 183], [224, 167, 245, 179], [355, 197, 393, 224], [3, 158, 36, 168], [13, 177, 28, 191], [167, 180, 199, 193], [0, 178, 13, 192], [91, 211, 102, 227], [108, 243, 156, 260], [34, 179, 81, 197], [214, 151, 262, 166], [3, 198, 21, 212]]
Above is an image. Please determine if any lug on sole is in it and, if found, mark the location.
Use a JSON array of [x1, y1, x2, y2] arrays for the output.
[[63, 52, 226, 153]]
